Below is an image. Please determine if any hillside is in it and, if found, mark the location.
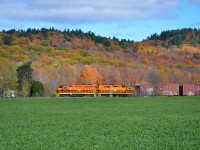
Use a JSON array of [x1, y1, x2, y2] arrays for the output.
[[0, 28, 200, 96]]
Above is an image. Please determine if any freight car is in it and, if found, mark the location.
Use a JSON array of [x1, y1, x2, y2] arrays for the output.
[[54, 84, 135, 97], [135, 84, 200, 96], [179, 84, 200, 96]]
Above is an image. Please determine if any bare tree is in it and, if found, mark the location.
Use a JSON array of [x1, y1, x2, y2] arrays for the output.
[[120, 66, 131, 86], [148, 70, 162, 96]]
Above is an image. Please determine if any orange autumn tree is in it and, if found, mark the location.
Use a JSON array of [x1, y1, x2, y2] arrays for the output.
[[79, 66, 105, 85]]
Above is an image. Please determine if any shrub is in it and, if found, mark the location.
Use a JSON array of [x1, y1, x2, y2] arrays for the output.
[[30, 80, 44, 97]]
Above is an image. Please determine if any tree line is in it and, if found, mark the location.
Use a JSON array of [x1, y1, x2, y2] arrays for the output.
[[1, 58, 199, 97], [147, 28, 200, 47], [0, 60, 44, 97]]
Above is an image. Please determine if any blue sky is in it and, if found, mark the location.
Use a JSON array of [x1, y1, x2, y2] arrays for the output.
[[0, 0, 199, 41]]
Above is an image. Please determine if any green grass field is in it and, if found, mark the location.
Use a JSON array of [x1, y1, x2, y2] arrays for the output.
[[0, 96, 200, 150]]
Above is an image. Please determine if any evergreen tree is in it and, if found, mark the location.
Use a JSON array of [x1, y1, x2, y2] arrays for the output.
[[16, 62, 33, 91], [3, 35, 13, 45]]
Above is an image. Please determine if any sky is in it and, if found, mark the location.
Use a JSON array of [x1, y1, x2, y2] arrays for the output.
[[0, 0, 200, 41]]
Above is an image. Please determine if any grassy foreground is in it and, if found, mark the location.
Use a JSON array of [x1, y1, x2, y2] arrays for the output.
[[0, 96, 200, 150]]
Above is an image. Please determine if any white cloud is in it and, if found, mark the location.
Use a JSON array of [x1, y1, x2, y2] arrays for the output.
[[0, 0, 180, 24]]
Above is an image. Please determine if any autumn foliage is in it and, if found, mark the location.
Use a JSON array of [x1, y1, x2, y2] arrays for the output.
[[0, 28, 200, 96], [79, 66, 105, 85]]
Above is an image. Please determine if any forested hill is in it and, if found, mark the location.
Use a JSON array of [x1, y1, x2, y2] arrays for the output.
[[0, 28, 200, 96], [147, 28, 200, 47]]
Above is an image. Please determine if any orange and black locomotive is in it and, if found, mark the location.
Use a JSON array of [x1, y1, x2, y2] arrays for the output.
[[54, 84, 135, 97]]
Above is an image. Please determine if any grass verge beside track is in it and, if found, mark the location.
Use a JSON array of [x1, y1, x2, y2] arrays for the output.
[[0, 96, 200, 149]]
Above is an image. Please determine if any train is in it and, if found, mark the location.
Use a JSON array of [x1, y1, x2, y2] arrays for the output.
[[54, 83, 200, 97], [54, 84, 135, 97]]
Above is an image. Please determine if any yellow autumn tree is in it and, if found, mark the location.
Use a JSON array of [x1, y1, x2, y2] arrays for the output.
[[0, 57, 18, 91]]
